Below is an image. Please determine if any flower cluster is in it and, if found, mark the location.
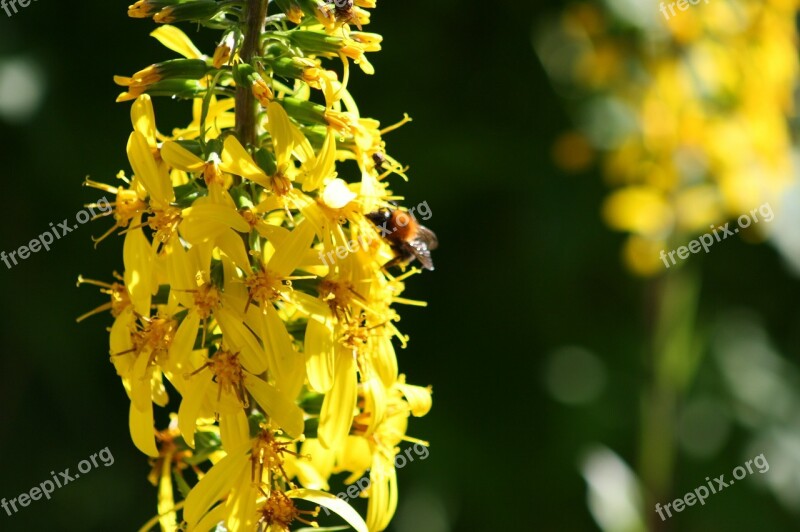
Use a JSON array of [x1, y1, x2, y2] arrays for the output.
[[79, 1, 433, 530], [538, 0, 799, 274]]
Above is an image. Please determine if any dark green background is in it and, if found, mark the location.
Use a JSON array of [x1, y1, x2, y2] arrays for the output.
[[1, 1, 799, 530]]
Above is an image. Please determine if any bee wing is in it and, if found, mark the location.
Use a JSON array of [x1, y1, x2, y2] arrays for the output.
[[405, 240, 434, 271], [416, 225, 438, 250]]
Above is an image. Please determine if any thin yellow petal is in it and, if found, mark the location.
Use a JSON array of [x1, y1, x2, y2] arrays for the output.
[[184, 449, 250, 527], [220, 136, 271, 189], [304, 316, 335, 393], [267, 101, 296, 169], [268, 220, 315, 277], [157, 452, 178, 531], [318, 348, 357, 450], [161, 141, 206, 172], [286, 488, 368, 532], [129, 401, 159, 458], [302, 130, 336, 192], [220, 409, 251, 454], [131, 95, 156, 145], [215, 308, 268, 374], [151, 25, 203, 59], [178, 368, 214, 448], [123, 225, 154, 316], [127, 131, 174, 207], [244, 374, 305, 438]]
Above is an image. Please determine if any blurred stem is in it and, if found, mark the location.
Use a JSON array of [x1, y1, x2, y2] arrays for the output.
[[640, 266, 702, 532], [235, 0, 269, 148]]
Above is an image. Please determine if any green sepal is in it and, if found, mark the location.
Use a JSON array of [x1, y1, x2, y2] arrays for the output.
[[142, 79, 205, 99], [281, 97, 328, 126], [288, 30, 342, 55], [156, 0, 225, 24], [248, 410, 268, 437], [254, 147, 277, 176], [173, 180, 208, 208], [183, 430, 223, 465], [229, 184, 256, 209], [154, 58, 211, 81], [303, 416, 319, 439], [173, 470, 193, 499]]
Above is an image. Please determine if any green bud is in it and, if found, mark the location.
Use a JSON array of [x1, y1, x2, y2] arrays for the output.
[[288, 30, 343, 55], [141, 79, 205, 99], [281, 97, 328, 126], [154, 0, 223, 24]]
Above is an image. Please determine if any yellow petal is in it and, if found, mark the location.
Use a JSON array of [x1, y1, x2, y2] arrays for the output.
[[602, 186, 673, 236], [318, 348, 357, 449], [220, 409, 250, 454], [216, 228, 252, 271], [129, 401, 159, 457], [161, 141, 206, 172], [123, 224, 154, 316], [244, 374, 305, 438], [268, 220, 315, 277], [267, 100, 296, 169], [304, 316, 335, 393], [220, 136, 271, 189], [303, 130, 337, 192], [321, 178, 356, 209], [224, 467, 258, 531], [168, 310, 200, 366], [180, 202, 250, 244], [178, 368, 214, 448], [286, 488, 368, 532], [366, 464, 397, 532], [157, 452, 178, 531], [192, 502, 227, 532], [215, 308, 268, 374], [251, 304, 305, 398], [131, 95, 157, 145], [127, 131, 174, 207], [396, 380, 433, 417], [184, 449, 250, 527], [151, 25, 203, 59], [131, 350, 154, 412]]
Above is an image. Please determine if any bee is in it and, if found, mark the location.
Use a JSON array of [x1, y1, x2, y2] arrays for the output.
[[365, 208, 438, 271], [372, 152, 387, 171], [327, 0, 363, 30]]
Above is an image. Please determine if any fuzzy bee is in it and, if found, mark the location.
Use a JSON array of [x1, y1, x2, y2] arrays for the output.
[[365, 208, 438, 271]]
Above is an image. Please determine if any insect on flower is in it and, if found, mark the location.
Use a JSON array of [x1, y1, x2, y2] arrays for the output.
[[366, 208, 438, 271]]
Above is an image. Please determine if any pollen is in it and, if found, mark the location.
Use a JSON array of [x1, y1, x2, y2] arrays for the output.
[[193, 284, 220, 319], [318, 279, 363, 322], [76, 275, 131, 322], [251, 429, 305, 484], [240, 208, 261, 229], [208, 349, 248, 407], [271, 173, 293, 196], [146, 207, 182, 243], [132, 316, 177, 361], [257, 490, 312, 530], [246, 268, 288, 305]]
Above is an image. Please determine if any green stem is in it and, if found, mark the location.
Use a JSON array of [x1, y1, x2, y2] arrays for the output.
[[640, 266, 703, 532], [235, 0, 269, 148]]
